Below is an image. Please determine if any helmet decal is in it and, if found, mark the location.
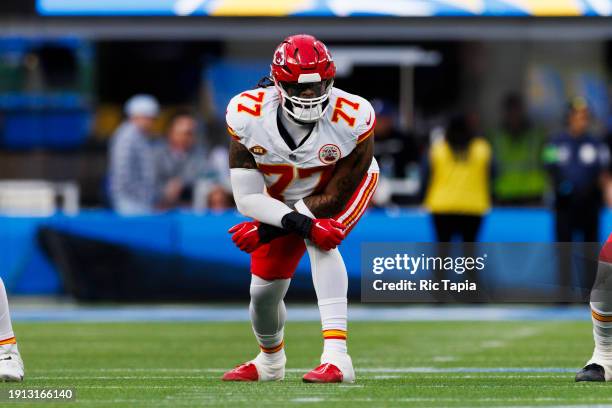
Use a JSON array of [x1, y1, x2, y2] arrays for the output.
[[273, 44, 286, 66]]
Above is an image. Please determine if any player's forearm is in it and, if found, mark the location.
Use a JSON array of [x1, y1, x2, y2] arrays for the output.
[[230, 168, 293, 227], [235, 194, 293, 227], [300, 173, 366, 218], [229, 140, 294, 226], [230, 170, 310, 239], [228, 140, 311, 234], [231, 169, 325, 241], [301, 194, 343, 219], [301, 139, 374, 219]]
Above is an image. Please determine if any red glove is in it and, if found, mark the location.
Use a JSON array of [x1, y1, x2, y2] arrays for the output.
[[309, 219, 346, 251], [228, 221, 262, 253]]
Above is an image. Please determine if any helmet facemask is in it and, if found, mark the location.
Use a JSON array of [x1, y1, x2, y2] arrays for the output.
[[276, 78, 334, 123]]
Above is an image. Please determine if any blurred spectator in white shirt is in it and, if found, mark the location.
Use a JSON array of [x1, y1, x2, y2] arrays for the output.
[[109, 94, 159, 215]]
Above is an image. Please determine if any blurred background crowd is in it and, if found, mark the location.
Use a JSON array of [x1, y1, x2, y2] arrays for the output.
[[1, 36, 610, 242]]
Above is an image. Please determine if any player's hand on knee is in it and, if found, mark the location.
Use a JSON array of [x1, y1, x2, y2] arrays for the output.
[[310, 219, 346, 251], [228, 221, 262, 253]]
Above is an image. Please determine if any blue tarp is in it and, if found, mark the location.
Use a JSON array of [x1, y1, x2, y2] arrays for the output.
[[0, 208, 609, 295]]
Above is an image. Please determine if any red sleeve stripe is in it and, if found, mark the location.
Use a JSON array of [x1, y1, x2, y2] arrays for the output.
[[357, 117, 376, 144], [227, 126, 240, 141]]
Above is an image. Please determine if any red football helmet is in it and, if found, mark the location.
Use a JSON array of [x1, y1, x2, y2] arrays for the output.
[[270, 34, 336, 123]]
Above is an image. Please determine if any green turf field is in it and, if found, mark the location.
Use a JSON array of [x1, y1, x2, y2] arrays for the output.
[[1, 320, 610, 407]]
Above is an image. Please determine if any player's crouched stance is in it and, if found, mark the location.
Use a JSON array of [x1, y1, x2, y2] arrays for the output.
[[221, 34, 378, 383], [577, 234, 612, 382], [0, 277, 24, 382]]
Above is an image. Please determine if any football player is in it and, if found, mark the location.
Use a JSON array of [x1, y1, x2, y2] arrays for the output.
[[222, 34, 378, 383], [0, 277, 24, 381], [576, 234, 612, 382]]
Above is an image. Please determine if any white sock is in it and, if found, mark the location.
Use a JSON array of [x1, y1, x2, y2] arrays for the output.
[[0, 278, 15, 343], [323, 339, 348, 354], [249, 275, 290, 362], [306, 243, 349, 355], [591, 303, 612, 363], [255, 349, 286, 366], [588, 239, 612, 366]]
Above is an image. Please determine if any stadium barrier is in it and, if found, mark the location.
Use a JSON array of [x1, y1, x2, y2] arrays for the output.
[[0, 208, 610, 299]]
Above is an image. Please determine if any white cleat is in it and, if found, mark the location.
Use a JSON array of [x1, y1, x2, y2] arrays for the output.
[[0, 343, 24, 382], [320, 351, 355, 383]]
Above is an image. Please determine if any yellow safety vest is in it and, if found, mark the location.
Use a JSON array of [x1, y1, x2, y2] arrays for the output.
[[424, 137, 491, 215]]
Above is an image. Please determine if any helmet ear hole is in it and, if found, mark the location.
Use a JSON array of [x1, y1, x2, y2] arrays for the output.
[[281, 65, 293, 76]]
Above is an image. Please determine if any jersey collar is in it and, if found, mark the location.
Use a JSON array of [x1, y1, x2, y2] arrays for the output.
[[276, 106, 315, 152]]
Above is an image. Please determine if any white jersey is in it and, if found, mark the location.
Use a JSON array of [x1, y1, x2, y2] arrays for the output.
[[226, 86, 378, 205]]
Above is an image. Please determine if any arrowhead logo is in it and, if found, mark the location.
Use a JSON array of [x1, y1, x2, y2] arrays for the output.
[[273, 45, 286, 66], [318, 144, 341, 164]]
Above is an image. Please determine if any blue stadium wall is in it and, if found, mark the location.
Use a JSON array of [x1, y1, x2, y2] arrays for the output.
[[0, 208, 610, 298]]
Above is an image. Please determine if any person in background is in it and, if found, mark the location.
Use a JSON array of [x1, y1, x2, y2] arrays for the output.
[[489, 93, 546, 204], [207, 184, 234, 212], [154, 111, 208, 209], [422, 113, 492, 300], [423, 113, 492, 242], [544, 98, 610, 300], [108, 94, 160, 215], [544, 97, 610, 243], [372, 99, 420, 179]]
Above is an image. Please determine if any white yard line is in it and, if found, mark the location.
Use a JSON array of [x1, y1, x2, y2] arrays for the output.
[[432, 355, 458, 362], [479, 326, 541, 350], [34, 366, 577, 374]]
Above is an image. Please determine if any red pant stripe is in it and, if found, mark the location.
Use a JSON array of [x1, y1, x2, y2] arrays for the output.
[[0, 336, 16, 346], [336, 172, 378, 227], [344, 173, 378, 228], [260, 340, 284, 353]]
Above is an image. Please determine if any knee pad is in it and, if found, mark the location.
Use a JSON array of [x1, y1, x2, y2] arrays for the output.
[[249, 276, 290, 307]]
